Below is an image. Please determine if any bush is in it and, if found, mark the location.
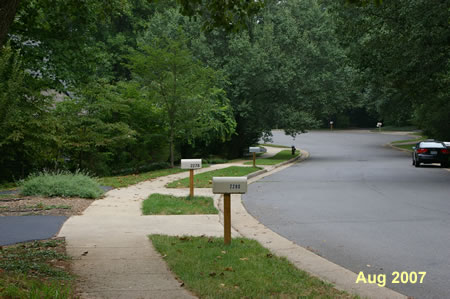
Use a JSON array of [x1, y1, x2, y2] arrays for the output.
[[20, 170, 103, 199]]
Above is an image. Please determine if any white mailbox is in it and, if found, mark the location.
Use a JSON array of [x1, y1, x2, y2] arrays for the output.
[[330, 121, 334, 125], [181, 159, 202, 169], [212, 177, 247, 194], [249, 147, 261, 153]]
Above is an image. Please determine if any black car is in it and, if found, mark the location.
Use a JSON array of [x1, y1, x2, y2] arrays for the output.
[[412, 141, 449, 168]]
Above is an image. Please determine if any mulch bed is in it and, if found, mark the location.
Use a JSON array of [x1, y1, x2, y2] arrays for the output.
[[0, 196, 95, 216]]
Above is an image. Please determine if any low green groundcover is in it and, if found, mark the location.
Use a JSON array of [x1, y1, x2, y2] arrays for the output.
[[142, 194, 218, 215], [21, 170, 103, 199], [150, 235, 354, 298]]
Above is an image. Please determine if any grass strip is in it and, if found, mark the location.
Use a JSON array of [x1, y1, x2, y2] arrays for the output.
[[244, 150, 300, 166], [97, 168, 187, 188], [166, 166, 261, 188], [150, 235, 354, 299], [142, 194, 217, 215], [0, 239, 74, 298], [392, 144, 414, 152], [391, 138, 424, 144], [259, 143, 290, 148]]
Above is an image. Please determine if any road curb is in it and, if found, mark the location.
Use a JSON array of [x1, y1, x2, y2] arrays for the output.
[[385, 143, 413, 154], [218, 149, 407, 299]]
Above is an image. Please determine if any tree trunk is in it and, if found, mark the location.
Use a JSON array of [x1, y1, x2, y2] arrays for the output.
[[0, 0, 20, 47], [169, 128, 174, 168]]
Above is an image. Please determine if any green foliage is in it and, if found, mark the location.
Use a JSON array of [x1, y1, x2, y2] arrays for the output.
[[21, 170, 103, 199], [167, 166, 261, 188], [150, 235, 355, 298], [142, 194, 217, 215], [326, 0, 450, 139], [127, 31, 236, 166], [0, 45, 56, 182]]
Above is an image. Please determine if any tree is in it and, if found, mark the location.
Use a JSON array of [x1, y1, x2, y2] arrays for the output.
[[127, 35, 236, 167]]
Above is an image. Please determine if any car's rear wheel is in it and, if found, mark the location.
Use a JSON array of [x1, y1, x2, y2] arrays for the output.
[[415, 161, 420, 167], [441, 162, 449, 168]]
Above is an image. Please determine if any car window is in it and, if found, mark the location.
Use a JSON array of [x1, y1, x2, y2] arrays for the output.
[[420, 142, 445, 148]]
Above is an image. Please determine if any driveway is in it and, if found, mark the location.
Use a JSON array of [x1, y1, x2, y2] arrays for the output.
[[0, 216, 68, 246], [243, 130, 450, 299]]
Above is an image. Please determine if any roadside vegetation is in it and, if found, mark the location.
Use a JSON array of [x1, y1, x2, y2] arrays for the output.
[[244, 150, 300, 166], [166, 166, 261, 188], [150, 235, 354, 298], [142, 194, 217, 215], [0, 239, 74, 298], [97, 168, 187, 188], [20, 171, 103, 199]]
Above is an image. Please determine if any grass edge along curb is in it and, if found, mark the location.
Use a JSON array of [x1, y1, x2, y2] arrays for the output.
[[244, 150, 300, 166], [20, 170, 103, 199], [166, 166, 261, 188], [142, 194, 218, 215], [149, 235, 355, 298]]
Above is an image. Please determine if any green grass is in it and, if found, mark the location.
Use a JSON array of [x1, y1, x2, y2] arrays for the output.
[[20, 170, 103, 199], [150, 235, 355, 299], [376, 125, 418, 131], [244, 150, 300, 165], [97, 167, 207, 188], [393, 144, 415, 152], [166, 166, 261, 188], [259, 143, 290, 148], [142, 194, 218, 215], [391, 138, 424, 144], [0, 239, 74, 298]]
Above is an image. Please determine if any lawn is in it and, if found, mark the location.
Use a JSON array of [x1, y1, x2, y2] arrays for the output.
[[393, 144, 414, 152], [391, 138, 424, 144], [0, 239, 74, 298], [166, 166, 261, 188], [259, 143, 290, 148], [142, 194, 217, 215], [98, 167, 187, 188], [150, 235, 354, 299], [244, 150, 300, 165]]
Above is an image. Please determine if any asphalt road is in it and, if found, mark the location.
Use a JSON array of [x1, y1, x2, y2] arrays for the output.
[[243, 130, 450, 299], [0, 216, 68, 246]]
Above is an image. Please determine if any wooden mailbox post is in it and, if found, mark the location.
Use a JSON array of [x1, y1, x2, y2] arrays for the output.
[[212, 176, 247, 245], [249, 147, 261, 167], [181, 159, 202, 198]]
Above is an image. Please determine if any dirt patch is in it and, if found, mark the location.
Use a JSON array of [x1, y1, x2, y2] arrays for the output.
[[0, 196, 95, 216]]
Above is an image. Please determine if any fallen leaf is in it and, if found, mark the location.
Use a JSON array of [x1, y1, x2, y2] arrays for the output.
[[366, 264, 371, 268], [239, 257, 249, 261], [266, 253, 273, 258], [180, 282, 185, 287], [220, 283, 225, 287], [220, 272, 224, 276], [224, 267, 234, 272], [221, 250, 227, 254], [216, 256, 222, 259], [234, 286, 239, 289], [208, 238, 213, 243], [209, 272, 216, 277], [81, 251, 88, 256]]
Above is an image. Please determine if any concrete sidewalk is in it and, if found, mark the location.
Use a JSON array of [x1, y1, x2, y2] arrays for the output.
[[58, 147, 286, 298], [59, 146, 405, 299]]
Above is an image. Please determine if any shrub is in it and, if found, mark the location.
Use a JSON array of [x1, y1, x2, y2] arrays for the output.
[[20, 170, 103, 199]]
